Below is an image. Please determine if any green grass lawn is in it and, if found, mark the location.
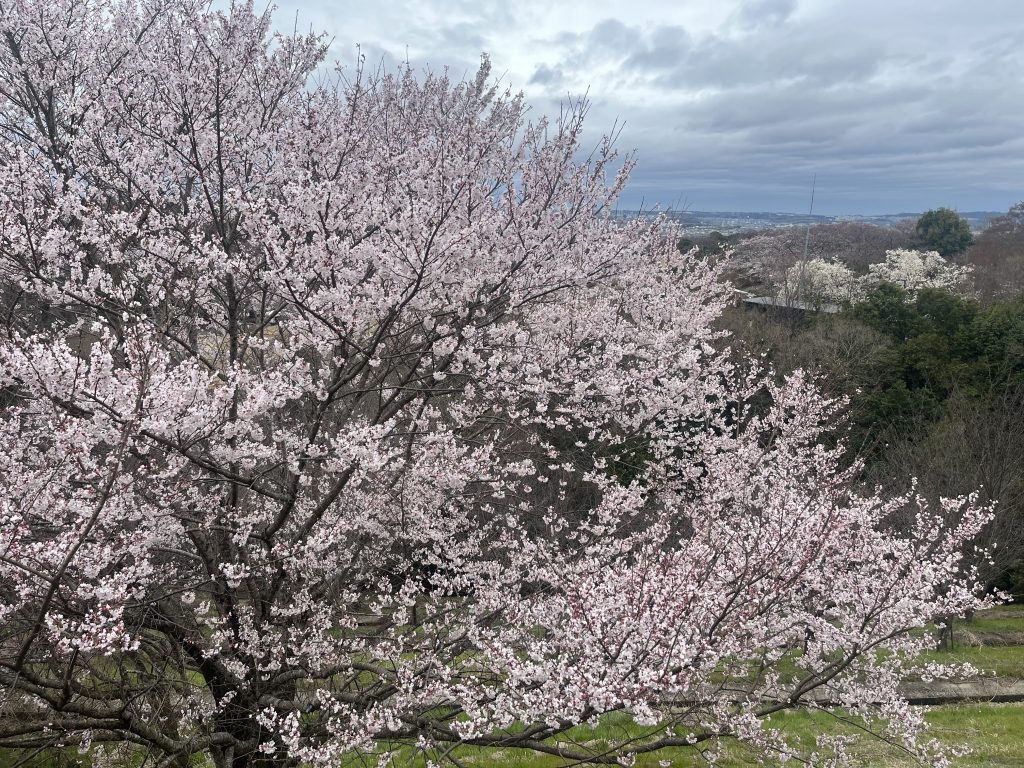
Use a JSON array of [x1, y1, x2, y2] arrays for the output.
[[8, 704, 1024, 768], [368, 604, 1024, 767], [923, 704, 1024, 767], [911, 604, 1024, 678], [956, 605, 1024, 636], [915, 644, 1024, 678], [715, 704, 1024, 768], [367, 704, 1024, 767]]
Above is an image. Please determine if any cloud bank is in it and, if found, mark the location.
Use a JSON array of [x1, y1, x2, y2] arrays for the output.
[[269, 0, 1024, 214]]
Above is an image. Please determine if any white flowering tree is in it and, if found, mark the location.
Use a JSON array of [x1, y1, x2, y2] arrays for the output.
[[867, 249, 974, 296], [786, 257, 863, 306], [0, 2, 993, 767]]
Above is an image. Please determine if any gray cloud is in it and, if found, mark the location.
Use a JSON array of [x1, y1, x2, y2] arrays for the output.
[[528, 64, 564, 86], [735, 0, 796, 28], [268, 0, 1024, 214]]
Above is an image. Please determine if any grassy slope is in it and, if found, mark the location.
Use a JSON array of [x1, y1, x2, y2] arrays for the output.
[[376, 704, 1024, 767], [371, 605, 1024, 766], [4, 607, 1024, 768]]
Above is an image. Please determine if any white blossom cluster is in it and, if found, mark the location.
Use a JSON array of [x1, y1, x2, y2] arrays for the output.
[[785, 257, 863, 305], [784, 249, 974, 305], [867, 248, 974, 295]]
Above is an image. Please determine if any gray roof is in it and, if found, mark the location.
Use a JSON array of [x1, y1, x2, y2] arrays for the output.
[[743, 295, 841, 314]]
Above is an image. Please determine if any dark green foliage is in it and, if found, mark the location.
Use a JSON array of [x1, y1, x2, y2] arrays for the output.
[[723, 286, 1024, 596], [958, 300, 1024, 374], [915, 207, 974, 257], [845, 287, 1020, 444], [854, 283, 919, 340], [915, 287, 980, 336], [845, 289, 1024, 595], [729, 285, 1022, 456], [993, 563, 1024, 603]]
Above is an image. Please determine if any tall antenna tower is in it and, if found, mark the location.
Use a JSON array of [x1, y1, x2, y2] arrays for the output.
[[795, 174, 817, 302]]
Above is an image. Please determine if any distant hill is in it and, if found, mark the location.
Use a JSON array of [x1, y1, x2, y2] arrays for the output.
[[838, 211, 1001, 231], [615, 209, 1003, 235]]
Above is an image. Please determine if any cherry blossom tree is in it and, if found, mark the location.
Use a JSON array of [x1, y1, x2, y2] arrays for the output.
[[785, 257, 862, 307], [866, 249, 974, 296], [0, 1, 994, 766]]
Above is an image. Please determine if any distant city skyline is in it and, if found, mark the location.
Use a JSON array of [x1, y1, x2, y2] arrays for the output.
[[256, 0, 1024, 216]]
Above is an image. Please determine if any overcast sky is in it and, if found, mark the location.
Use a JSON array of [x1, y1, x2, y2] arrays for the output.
[[268, 0, 1023, 215]]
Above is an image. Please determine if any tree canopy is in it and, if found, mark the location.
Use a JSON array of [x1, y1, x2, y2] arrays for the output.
[[915, 207, 974, 257]]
